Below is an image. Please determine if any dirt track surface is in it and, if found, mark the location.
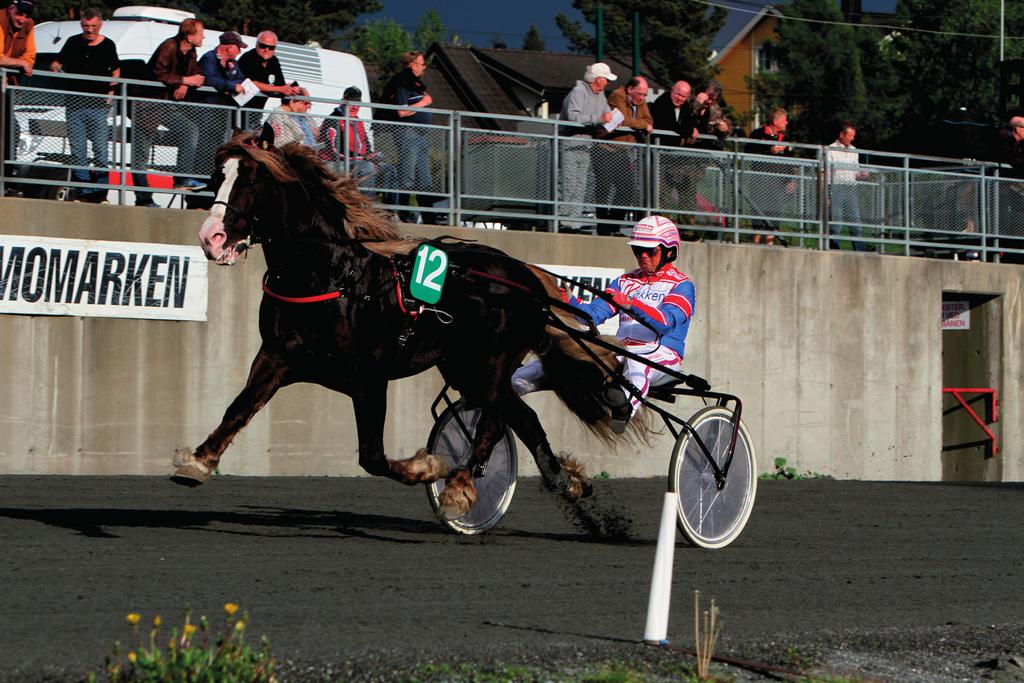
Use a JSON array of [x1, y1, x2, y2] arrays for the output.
[[1, 476, 1023, 682]]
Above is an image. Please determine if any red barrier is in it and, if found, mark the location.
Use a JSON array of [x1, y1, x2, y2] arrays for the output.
[[942, 388, 999, 455]]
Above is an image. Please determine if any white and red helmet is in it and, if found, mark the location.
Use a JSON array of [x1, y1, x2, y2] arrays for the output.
[[627, 215, 680, 249]]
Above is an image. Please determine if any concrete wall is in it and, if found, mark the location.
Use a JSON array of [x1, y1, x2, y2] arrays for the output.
[[1, 197, 1021, 481]]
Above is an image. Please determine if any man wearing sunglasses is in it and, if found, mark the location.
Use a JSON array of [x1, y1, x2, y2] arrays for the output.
[[513, 215, 694, 434], [238, 31, 300, 128]]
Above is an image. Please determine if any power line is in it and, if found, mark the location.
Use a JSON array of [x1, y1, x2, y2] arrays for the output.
[[692, 0, 1024, 41]]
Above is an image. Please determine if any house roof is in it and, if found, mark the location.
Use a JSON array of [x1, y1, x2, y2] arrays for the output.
[[426, 44, 524, 120], [711, 3, 783, 65], [471, 48, 664, 95]]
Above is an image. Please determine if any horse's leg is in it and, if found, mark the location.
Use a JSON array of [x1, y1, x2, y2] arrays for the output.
[[502, 391, 593, 501], [172, 347, 287, 486], [353, 381, 448, 484], [435, 405, 507, 520]]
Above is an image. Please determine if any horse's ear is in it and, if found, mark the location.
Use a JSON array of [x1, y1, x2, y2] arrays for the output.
[[258, 122, 275, 150]]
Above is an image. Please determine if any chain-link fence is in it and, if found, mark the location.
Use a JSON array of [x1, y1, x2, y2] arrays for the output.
[[3, 68, 1023, 262]]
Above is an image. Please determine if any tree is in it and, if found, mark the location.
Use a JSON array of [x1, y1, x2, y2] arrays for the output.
[[522, 25, 546, 51], [555, 0, 726, 86], [756, 0, 1024, 151], [413, 9, 448, 51], [196, 0, 381, 48], [881, 0, 1024, 146], [750, 0, 870, 145], [347, 17, 413, 83]]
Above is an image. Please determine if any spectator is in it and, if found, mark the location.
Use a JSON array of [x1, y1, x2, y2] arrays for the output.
[[379, 51, 435, 224], [746, 107, 793, 246], [1, 0, 35, 184], [199, 31, 247, 107], [652, 80, 697, 145], [237, 31, 300, 129], [826, 122, 870, 252], [652, 80, 703, 218], [996, 115, 1024, 174], [267, 84, 318, 147], [692, 80, 733, 150], [49, 7, 119, 203], [131, 18, 206, 207], [597, 75, 653, 232], [1, 0, 33, 79], [318, 85, 398, 207], [995, 115, 1024, 243], [558, 61, 615, 232]]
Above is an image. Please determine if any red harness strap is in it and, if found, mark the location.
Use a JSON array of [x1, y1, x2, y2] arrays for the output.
[[392, 260, 418, 318], [261, 277, 342, 304]]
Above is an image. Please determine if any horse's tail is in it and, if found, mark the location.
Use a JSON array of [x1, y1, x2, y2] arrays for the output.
[[525, 266, 646, 444]]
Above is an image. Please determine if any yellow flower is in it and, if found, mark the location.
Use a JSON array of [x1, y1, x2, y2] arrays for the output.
[[223, 603, 239, 617], [125, 613, 141, 626], [183, 623, 197, 636], [153, 615, 162, 627], [234, 620, 246, 632], [127, 652, 137, 664]]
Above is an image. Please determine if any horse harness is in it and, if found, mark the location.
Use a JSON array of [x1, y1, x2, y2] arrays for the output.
[[258, 234, 552, 352]]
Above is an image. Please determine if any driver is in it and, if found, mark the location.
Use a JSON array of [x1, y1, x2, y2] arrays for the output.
[[513, 215, 695, 433]]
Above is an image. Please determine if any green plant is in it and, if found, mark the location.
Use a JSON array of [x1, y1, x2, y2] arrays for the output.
[[760, 457, 825, 481], [87, 603, 276, 682]]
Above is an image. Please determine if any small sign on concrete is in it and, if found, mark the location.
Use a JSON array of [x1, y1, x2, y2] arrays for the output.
[[941, 301, 970, 330]]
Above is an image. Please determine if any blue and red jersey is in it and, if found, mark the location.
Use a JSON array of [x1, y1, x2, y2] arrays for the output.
[[571, 264, 695, 357]]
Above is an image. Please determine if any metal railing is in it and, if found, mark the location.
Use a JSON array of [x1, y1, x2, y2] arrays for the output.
[[3, 68, 1022, 262]]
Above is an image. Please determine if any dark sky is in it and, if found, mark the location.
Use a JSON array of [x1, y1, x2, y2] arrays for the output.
[[363, 1, 901, 54], [363, 0, 584, 52]]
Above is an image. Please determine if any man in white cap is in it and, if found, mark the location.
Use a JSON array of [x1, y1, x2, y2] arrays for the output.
[[513, 215, 695, 433], [557, 61, 617, 232]]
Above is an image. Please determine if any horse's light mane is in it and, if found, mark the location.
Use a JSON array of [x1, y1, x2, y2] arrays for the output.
[[218, 136, 419, 257]]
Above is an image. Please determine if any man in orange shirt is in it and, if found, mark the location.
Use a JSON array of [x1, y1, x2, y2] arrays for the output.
[[1, 0, 35, 187], [0, 0, 34, 82]]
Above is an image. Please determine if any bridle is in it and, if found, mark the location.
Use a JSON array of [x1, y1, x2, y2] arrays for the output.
[[211, 197, 261, 251]]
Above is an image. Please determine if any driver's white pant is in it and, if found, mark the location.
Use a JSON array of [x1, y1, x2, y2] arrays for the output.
[[511, 343, 684, 417]]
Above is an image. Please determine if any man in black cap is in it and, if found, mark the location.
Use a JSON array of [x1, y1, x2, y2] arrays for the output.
[[199, 30, 247, 106], [318, 85, 397, 207]]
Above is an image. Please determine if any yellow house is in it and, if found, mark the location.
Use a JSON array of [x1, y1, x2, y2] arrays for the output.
[[710, 5, 783, 129]]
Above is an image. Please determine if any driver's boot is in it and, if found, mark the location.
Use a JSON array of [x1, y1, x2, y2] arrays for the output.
[[602, 385, 632, 435]]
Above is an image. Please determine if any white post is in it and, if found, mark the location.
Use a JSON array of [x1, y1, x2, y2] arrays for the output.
[[643, 491, 678, 644]]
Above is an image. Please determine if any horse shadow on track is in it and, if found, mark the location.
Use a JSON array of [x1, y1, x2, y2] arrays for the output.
[[0, 501, 653, 547], [0, 506, 439, 543]]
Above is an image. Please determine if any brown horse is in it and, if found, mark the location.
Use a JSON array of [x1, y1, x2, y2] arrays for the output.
[[174, 126, 627, 522]]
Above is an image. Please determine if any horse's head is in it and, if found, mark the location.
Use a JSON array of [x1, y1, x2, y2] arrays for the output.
[[199, 123, 409, 265], [199, 125, 291, 265]]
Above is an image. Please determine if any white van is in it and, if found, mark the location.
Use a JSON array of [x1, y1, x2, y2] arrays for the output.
[[33, 5, 369, 116], [9, 6, 369, 203]]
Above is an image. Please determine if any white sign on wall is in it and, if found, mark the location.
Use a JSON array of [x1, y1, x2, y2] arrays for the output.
[[941, 301, 970, 330], [536, 264, 623, 335], [0, 235, 208, 321]]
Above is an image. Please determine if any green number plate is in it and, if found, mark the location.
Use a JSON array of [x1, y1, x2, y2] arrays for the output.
[[410, 244, 448, 304]]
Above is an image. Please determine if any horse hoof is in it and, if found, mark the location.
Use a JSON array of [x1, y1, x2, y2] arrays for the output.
[[558, 452, 593, 501], [394, 448, 449, 484], [437, 481, 478, 520], [171, 449, 211, 487]]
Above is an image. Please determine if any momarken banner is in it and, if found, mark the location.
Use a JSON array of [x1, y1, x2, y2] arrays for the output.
[[0, 235, 208, 321]]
